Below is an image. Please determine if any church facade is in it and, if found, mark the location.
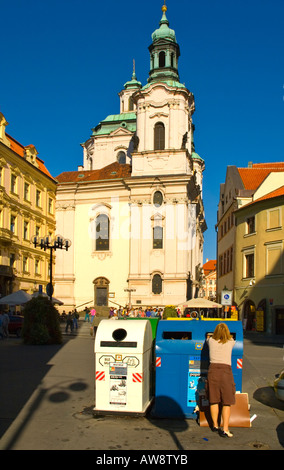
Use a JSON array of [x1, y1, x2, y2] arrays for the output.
[[54, 5, 206, 311]]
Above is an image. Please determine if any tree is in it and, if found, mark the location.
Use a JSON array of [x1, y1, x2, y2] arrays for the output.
[[22, 296, 62, 345]]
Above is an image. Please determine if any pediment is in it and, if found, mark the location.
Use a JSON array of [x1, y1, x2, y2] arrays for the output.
[[110, 127, 134, 137]]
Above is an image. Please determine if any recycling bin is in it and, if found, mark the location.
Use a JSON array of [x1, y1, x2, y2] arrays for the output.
[[94, 319, 153, 415], [153, 319, 243, 418], [119, 316, 160, 340]]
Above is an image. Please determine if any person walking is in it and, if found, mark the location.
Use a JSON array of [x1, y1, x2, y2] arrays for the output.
[[90, 308, 96, 323], [65, 312, 74, 333], [2, 312, 10, 338], [207, 323, 236, 438], [84, 307, 90, 322]]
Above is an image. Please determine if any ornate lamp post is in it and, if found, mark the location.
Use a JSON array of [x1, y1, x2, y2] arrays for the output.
[[32, 235, 71, 302]]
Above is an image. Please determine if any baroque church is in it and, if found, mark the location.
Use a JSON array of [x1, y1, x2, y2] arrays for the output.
[[54, 4, 206, 312]]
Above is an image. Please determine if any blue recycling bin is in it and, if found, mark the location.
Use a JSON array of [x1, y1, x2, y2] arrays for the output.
[[153, 319, 243, 419]]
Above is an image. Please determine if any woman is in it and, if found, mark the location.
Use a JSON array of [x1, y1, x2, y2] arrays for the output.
[[207, 323, 236, 437]]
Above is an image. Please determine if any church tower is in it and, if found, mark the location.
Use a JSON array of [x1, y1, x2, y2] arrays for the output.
[[55, 3, 206, 311]]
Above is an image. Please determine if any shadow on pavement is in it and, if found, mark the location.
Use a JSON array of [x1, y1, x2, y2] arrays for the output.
[[0, 338, 69, 440]]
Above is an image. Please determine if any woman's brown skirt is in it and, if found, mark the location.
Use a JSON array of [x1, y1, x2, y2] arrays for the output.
[[207, 363, 236, 406]]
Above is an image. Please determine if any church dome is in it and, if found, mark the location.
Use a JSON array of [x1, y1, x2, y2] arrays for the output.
[[152, 5, 177, 43]]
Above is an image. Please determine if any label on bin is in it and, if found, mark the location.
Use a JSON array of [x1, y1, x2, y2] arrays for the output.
[[109, 362, 127, 406]]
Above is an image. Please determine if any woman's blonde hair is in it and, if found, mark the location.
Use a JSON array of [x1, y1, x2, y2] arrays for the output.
[[212, 323, 233, 344]]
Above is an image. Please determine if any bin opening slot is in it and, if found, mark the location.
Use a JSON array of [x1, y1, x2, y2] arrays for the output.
[[100, 341, 137, 348], [206, 332, 236, 340], [162, 331, 192, 340]]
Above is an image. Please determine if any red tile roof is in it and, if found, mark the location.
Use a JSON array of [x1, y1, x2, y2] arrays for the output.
[[56, 162, 132, 183], [238, 163, 284, 190], [6, 134, 54, 180], [203, 259, 216, 274], [254, 185, 284, 203]]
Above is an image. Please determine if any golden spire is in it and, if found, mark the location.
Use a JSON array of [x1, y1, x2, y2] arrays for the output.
[[162, 0, 167, 13]]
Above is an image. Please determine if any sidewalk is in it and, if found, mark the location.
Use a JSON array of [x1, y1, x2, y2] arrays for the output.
[[0, 318, 283, 451]]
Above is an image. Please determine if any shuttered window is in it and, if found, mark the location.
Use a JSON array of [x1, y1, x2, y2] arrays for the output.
[[154, 122, 165, 150]]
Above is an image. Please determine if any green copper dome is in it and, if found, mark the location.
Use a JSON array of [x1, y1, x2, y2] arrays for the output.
[[152, 5, 177, 43]]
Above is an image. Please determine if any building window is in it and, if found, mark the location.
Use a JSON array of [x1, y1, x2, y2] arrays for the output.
[[153, 226, 163, 249], [267, 208, 281, 229], [246, 216, 255, 234], [36, 189, 41, 207], [10, 253, 15, 268], [23, 221, 29, 240], [95, 214, 110, 251], [153, 190, 163, 207], [11, 174, 17, 193], [152, 273, 162, 294], [10, 215, 16, 233], [23, 256, 28, 273], [35, 259, 40, 275], [266, 243, 283, 276], [154, 122, 165, 150], [159, 51, 166, 67], [245, 253, 254, 278], [117, 151, 126, 164], [48, 198, 53, 214], [24, 182, 30, 201]]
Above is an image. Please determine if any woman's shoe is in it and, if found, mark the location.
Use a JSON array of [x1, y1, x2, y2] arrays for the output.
[[219, 430, 233, 438], [211, 427, 219, 433]]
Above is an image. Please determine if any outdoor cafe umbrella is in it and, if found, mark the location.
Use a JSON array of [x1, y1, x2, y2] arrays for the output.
[[31, 292, 64, 305], [0, 289, 32, 306], [178, 298, 223, 309], [178, 297, 223, 314]]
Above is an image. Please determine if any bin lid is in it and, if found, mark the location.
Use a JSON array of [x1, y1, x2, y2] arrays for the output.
[[95, 319, 153, 353]]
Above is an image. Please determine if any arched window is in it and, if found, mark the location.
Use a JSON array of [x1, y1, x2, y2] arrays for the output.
[[152, 274, 162, 294], [117, 151, 126, 164], [95, 214, 109, 251], [159, 51, 166, 68], [153, 190, 163, 207], [153, 226, 163, 249], [154, 122, 165, 150]]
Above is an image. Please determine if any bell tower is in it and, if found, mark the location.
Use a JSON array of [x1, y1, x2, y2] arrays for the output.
[[148, 2, 180, 84]]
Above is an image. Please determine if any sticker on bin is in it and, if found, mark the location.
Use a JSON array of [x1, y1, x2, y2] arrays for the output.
[[96, 371, 105, 381], [132, 372, 143, 383], [156, 357, 161, 367], [237, 358, 243, 369]]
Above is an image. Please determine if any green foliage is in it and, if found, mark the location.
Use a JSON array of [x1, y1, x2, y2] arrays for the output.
[[22, 296, 62, 345], [162, 305, 178, 319]]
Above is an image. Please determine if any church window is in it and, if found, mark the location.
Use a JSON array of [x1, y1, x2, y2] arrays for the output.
[[128, 96, 134, 111], [153, 226, 163, 249], [159, 51, 166, 68], [152, 274, 162, 294], [153, 190, 163, 207], [117, 151, 126, 164], [154, 122, 165, 150], [95, 214, 109, 251]]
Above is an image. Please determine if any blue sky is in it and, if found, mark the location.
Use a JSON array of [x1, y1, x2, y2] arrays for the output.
[[1, 0, 283, 261]]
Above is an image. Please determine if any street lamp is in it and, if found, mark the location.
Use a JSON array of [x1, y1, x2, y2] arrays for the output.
[[32, 235, 71, 302], [124, 287, 136, 308]]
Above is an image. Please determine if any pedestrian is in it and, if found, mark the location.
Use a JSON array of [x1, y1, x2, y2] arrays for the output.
[[90, 308, 96, 323], [84, 307, 90, 322], [0, 313, 4, 339], [206, 323, 236, 438], [73, 309, 79, 329], [2, 312, 9, 338], [65, 312, 73, 333]]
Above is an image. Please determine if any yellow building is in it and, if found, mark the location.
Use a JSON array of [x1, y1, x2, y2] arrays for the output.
[[0, 112, 57, 299], [234, 170, 284, 334]]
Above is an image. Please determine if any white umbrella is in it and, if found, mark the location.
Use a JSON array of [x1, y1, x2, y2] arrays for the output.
[[178, 297, 223, 310], [0, 290, 32, 306], [31, 292, 64, 305]]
